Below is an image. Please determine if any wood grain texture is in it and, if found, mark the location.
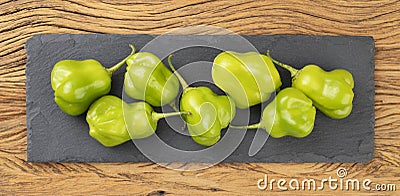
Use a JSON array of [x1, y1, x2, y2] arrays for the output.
[[0, 0, 399, 195]]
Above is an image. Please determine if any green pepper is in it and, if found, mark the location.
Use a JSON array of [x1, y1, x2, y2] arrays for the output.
[[51, 45, 135, 116], [86, 95, 130, 147], [212, 51, 282, 108], [267, 52, 354, 119], [124, 51, 180, 107], [168, 55, 236, 146], [87, 95, 186, 147], [124, 101, 186, 139], [231, 87, 316, 138]]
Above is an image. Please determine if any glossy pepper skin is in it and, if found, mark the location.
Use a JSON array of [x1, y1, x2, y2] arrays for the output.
[[87, 95, 130, 147], [168, 56, 236, 146], [180, 87, 236, 146], [268, 52, 354, 119], [212, 51, 282, 108], [124, 101, 186, 139], [231, 87, 316, 138], [124, 52, 180, 107], [87, 95, 186, 147], [51, 45, 135, 116]]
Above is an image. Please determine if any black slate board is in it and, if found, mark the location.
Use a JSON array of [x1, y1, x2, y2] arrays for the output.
[[26, 34, 375, 163]]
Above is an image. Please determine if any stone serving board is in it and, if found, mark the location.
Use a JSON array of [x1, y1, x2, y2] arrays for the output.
[[26, 34, 374, 162]]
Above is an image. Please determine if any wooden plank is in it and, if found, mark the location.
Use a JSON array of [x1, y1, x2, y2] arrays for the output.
[[0, 0, 399, 194]]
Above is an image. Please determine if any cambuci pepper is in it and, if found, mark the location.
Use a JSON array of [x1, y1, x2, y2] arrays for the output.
[[86, 95, 187, 147], [124, 49, 180, 108], [212, 51, 282, 109], [51, 45, 135, 116], [168, 55, 236, 146], [124, 101, 187, 139], [231, 87, 316, 138], [267, 52, 354, 119], [86, 95, 130, 147]]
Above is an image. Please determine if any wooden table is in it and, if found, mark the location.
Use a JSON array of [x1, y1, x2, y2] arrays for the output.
[[1, 0, 399, 195]]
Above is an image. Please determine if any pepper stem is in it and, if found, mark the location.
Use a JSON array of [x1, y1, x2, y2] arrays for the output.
[[266, 50, 298, 77], [168, 54, 188, 89], [106, 44, 136, 74], [229, 122, 261, 130], [152, 111, 189, 121]]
